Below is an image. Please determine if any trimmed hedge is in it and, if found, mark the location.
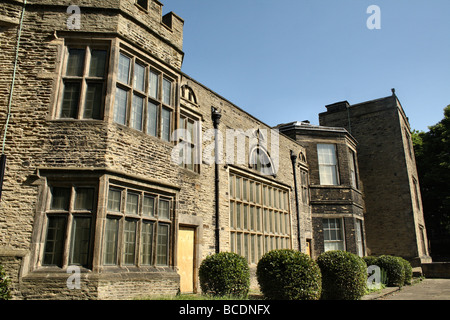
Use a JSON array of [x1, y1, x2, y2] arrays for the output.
[[317, 251, 367, 300], [199, 252, 250, 298], [363, 256, 379, 268], [0, 265, 11, 300], [364, 255, 413, 287], [399, 257, 413, 285], [376, 255, 405, 287], [364, 256, 389, 287], [257, 249, 322, 300]]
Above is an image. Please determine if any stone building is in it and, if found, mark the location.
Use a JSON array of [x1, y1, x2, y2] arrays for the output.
[[276, 122, 366, 259], [319, 92, 432, 267], [0, 0, 426, 300], [0, 0, 317, 299]]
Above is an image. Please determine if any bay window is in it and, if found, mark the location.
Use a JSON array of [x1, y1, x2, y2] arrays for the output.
[[56, 42, 179, 146], [59, 45, 109, 120], [355, 219, 364, 257], [43, 185, 96, 268], [38, 174, 177, 272], [323, 218, 345, 252], [104, 185, 173, 267], [317, 144, 340, 185], [113, 51, 175, 142], [349, 148, 358, 189]]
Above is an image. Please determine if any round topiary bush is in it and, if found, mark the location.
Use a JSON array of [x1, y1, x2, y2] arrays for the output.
[[0, 265, 11, 300], [256, 249, 322, 300], [199, 252, 250, 298], [398, 257, 413, 285], [317, 250, 368, 300], [376, 255, 405, 287]]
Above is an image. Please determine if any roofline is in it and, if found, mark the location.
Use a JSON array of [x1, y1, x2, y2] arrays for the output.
[[276, 121, 359, 145], [350, 95, 393, 108], [180, 72, 306, 147], [320, 92, 412, 131]]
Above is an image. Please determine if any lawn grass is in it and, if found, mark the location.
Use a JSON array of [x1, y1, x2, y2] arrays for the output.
[[138, 294, 247, 300], [138, 289, 263, 300]]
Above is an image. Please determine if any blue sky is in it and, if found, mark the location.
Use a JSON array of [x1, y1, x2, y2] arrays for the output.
[[162, 0, 450, 132]]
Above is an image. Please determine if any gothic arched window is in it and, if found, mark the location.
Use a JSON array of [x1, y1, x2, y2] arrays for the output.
[[181, 85, 197, 105], [249, 146, 275, 176], [299, 151, 307, 163]]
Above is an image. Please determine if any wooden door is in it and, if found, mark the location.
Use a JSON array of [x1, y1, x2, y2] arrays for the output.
[[177, 227, 195, 293], [306, 239, 312, 257]]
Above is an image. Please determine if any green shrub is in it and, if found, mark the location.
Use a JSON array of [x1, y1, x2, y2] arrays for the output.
[[256, 249, 322, 300], [317, 251, 367, 300], [0, 265, 11, 300], [380, 268, 389, 287], [365, 256, 390, 290], [363, 256, 379, 268], [399, 257, 413, 285], [376, 255, 405, 287], [199, 252, 250, 298]]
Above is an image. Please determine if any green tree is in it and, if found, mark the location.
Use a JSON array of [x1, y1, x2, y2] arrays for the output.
[[412, 105, 450, 260], [0, 265, 11, 300]]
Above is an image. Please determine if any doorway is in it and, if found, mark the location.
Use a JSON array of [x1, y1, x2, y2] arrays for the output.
[[306, 239, 312, 257], [177, 227, 196, 293]]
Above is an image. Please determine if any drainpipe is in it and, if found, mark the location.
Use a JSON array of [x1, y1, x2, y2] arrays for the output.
[[212, 107, 222, 254], [290, 150, 302, 252], [0, 0, 27, 201]]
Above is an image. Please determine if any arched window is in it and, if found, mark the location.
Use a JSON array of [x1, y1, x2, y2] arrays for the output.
[[249, 146, 275, 176], [181, 85, 197, 105], [299, 151, 307, 163]]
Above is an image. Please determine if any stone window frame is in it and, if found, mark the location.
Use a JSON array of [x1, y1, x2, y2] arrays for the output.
[[53, 39, 181, 145], [355, 218, 364, 257], [54, 40, 111, 120], [31, 170, 179, 274], [229, 171, 292, 265], [103, 182, 175, 268], [323, 218, 346, 252], [249, 146, 276, 177], [177, 107, 202, 173], [300, 167, 310, 205], [180, 85, 198, 105], [35, 177, 100, 271], [348, 147, 359, 189], [298, 151, 310, 205], [112, 46, 177, 142], [317, 143, 340, 186]]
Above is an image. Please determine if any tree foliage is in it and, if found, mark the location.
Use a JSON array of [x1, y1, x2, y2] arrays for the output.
[[0, 265, 11, 300], [412, 105, 450, 257]]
